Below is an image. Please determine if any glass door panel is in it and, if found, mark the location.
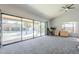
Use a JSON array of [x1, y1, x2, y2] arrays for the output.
[[34, 21, 40, 37], [2, 14, 21, 45], [22, 19, 33, 40], [41, 22, 45, 35]]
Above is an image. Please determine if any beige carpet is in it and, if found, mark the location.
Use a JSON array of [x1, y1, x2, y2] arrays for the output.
[[0, 36, 79, 54]]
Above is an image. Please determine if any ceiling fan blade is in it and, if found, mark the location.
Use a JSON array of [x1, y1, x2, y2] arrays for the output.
[[67, 4, 74, 8], [62, 5, 68, 8], [65, 5, 69, 7], [69, 7, 75, 9], [69, 4, 74, 7]]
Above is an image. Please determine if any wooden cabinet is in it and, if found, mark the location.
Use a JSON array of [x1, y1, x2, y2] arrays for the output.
[[60, 31, 69, 37]]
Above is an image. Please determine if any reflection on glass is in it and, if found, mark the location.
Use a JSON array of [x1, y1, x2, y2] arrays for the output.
[[2, 14, 21, 44], [22, 19, 33, 40], [41, 22, 45, 35], [34, 21, 40, 37]]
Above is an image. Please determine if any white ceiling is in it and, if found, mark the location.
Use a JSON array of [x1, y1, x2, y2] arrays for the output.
[[29, 4, 64, 19], [12, 4, 66, 20], [11, 4, 77, 20]]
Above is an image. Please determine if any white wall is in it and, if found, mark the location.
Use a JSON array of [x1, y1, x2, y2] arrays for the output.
[[0, 4, 48, 22]]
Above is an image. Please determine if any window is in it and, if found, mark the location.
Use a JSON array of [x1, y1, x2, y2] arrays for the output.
[[22, 19, 33, 40], [62, 22, 74, 33], [73, 22, 79, 33], [2, 14, 21, 44]]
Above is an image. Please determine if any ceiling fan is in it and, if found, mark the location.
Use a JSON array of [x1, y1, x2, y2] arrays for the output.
[[61, 4, 75, 12]]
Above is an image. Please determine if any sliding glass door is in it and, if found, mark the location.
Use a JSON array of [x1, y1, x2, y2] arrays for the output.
[[2, 14, 21, 44], [41, 22, 45, 36], [1, 14, 46, 45], [34, 21, 40, 37], [22, 19, 33, 40]]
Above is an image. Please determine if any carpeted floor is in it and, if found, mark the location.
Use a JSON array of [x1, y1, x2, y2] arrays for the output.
[[0, 36, 79, 54]]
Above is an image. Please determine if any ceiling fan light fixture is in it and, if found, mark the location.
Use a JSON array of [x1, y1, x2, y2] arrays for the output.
[[65, 8, 69, 12]]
